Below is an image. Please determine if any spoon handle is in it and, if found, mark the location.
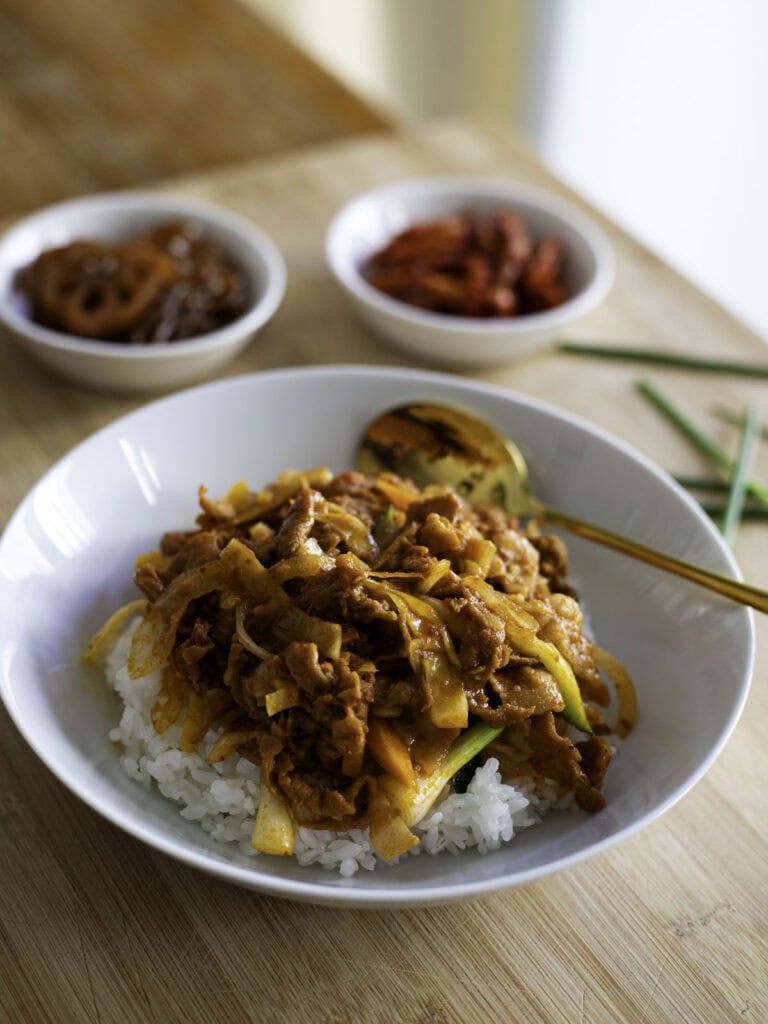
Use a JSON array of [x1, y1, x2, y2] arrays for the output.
[[541, 506, 768, 612]]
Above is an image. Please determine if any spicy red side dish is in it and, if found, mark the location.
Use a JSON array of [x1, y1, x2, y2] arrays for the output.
[[362, 210, 567, 318]]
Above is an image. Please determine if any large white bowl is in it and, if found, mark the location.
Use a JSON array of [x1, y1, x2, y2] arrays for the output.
[[325, 178, 614, 367], [0, 192, 286, 393], [0, 366, 753, 907]]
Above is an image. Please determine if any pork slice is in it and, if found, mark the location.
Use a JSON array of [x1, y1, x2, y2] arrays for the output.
[[467, 665, 562, 726], [528, 531, 575, 596], [165, 529, 227, 576], [456, 593, 508, 681], [371, 677, 421, 716], [576, 736, 613, 791], [284, 642, 334, 695], [529, 711, 581, 784], [275, 487, 323, 559], [321, 471, 391, 525], [293, 551, 367, 619], [529, 712, 606, 812], [172, 617, 216, 690], [134, 561, 164, 601], [408, 491, 462, 523], [418, 513, 464, 557]]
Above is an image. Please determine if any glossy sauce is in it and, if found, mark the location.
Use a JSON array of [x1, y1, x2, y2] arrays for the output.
[[17, 220, 250, 343]]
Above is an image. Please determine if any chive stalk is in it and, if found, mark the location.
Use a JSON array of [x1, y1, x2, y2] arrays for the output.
[[720, 406, 761, 542], [701, 504, 768, 521], [636, 381, 768, 505], [558, 342, 768, 378], [674, 476, 731, 493], [673, 475, 768, 520]]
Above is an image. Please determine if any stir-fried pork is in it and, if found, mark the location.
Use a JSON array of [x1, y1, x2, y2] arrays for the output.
[[125, 468, 617, 829]]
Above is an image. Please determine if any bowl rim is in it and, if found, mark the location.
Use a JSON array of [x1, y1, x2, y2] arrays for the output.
[[325, 176, 614, 335], [0, 190, 287, 359], [0, 363, 754, 907]]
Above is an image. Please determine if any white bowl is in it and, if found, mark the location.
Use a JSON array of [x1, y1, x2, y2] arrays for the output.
[[0, 191, 286, 393], [325, 177, 614, 367], [0, 366, 753, 907]]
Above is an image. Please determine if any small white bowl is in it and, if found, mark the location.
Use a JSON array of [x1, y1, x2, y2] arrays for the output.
[[0, 192, 286, 393], [325, 177, 614, 368]]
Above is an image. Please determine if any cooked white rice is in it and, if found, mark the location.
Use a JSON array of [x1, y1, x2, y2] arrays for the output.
[[107, 622, 570, 876]]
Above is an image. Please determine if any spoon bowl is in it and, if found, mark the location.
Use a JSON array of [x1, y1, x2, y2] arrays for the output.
[[358, 402, 768, 613]]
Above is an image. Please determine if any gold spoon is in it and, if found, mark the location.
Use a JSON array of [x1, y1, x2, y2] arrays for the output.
[[357, 402, 768, 614]]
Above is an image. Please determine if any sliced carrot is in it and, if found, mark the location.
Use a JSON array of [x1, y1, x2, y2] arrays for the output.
[[368, 718, 417, 789]]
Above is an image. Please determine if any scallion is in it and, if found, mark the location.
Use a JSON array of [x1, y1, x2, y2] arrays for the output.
[[720, 405, 761, 542], [674, 476, 730, 493], [636, 381, 768, 505], [701, 504, 768, 521], [559, 341, 768, 378]]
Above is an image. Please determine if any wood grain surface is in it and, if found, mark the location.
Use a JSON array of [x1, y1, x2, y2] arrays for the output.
[[0, 122, 766, 1024], [0, 0, 387, 218]]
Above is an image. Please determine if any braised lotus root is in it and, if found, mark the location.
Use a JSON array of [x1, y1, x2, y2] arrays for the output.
[[17, 221, 250, 343], [362, 210, 567, 318]]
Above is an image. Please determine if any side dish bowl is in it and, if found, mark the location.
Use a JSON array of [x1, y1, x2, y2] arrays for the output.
[[325, 177, 614, 367], [0, 191, 286, 393], [0, 366, 753, 907]]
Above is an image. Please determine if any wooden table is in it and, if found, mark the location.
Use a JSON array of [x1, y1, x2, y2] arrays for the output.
[[0, 0, 387, 218], [1, 121, 766, 1024]]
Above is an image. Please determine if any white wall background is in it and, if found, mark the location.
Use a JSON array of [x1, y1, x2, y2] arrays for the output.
[[248, 0, 768, 338], [530, 0, 768, 339]]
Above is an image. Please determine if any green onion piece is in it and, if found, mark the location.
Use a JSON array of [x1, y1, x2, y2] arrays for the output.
[[674, 475, 768, 519], [373, 503, 395, 533], [636, 381, 768, 505], [411, 722, 503, 821], [381, 722, 504, 827], [559, 342, 768, 378], [674, 476, 731, 493], [720, 406, 761, 542], [701, 504, 768, 521]]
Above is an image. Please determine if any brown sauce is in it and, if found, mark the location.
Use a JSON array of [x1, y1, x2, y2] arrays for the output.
[[16, 221, 250, 344]]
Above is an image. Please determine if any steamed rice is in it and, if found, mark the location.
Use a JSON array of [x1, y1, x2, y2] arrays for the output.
[[107, 622, 570, 876]]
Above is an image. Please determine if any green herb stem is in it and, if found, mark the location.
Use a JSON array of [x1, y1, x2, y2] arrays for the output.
[[701, 503, 768, 521], [559, 341, 768, 378], [676, 476, 768, 515], [674, 476, 730, 493], [636, 381, 768, 505], [720, 406, 761, 542]]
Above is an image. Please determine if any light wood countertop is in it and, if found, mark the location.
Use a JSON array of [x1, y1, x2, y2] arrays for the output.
[[0, 0, 387, 218], [0, 121, 766, 1024]]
